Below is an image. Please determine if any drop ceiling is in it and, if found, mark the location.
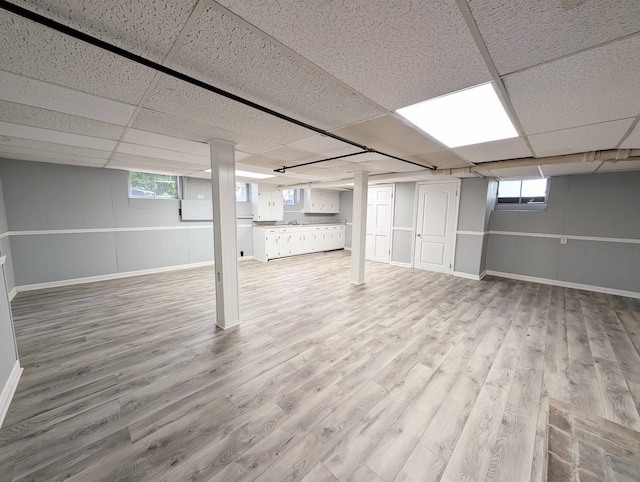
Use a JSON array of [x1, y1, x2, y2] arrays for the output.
[[0, 0, 638, 185]]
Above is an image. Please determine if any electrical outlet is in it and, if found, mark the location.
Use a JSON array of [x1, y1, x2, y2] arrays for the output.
[[197, 194, 204, 200], [560, 236, 568, 245]]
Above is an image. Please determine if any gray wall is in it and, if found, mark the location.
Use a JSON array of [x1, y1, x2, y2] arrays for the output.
[[0, 159, 253, 287], [0, 171, 18, 403], [454, 178, 495, 277], [0, 176, 15, 292], [486, 171, 640, 293]]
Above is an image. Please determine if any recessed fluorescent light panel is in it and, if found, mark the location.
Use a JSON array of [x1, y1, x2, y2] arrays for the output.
[[235, 170, 274, 179], [396, 82, 518, 148], [203, 168, 274, 179]]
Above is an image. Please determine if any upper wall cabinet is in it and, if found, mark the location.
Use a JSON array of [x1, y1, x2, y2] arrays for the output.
[[303, 189, 340, 214], [251, 184, 284, 221]]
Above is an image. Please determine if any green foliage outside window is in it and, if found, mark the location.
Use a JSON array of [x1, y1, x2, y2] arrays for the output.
[[129, 172, 177, 198]]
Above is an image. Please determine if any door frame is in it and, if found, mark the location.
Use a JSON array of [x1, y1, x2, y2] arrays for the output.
[[366, 183, 395, 263], [411, 179, 461, 274]]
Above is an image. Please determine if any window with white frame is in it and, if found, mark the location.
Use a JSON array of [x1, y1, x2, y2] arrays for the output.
[[497, 179, 548, 205], [235, 182, 250, 202], [282, 188, 300, 205], [129, 171, 178, 199]]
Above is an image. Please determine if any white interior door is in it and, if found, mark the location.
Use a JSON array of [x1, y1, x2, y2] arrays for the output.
[[414, 182, 458, 273], [366, 185, 393, 263]]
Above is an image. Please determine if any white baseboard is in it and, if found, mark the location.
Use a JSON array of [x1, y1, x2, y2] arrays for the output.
[[15, 261, 216, 294], [0, 361, 22, 428], [390, 261, 412, 268], [216, 319, 241, 330], [453, 271, 486, 281], [12, 257, 251, 296], [485, 270, 640, 299], [8, 287, 17, 302]]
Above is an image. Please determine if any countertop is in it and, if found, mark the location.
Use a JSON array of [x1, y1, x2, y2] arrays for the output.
[[253, 222, 346, 228]]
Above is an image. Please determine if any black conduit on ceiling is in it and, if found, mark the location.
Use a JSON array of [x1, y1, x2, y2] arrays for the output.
[[0, 0, 436, 173]]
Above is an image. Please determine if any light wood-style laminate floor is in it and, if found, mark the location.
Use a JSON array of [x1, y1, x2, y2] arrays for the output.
[[1, 250, 640, 481]]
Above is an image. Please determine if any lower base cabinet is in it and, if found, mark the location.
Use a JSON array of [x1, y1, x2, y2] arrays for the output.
[[253, 225, 346, 262]]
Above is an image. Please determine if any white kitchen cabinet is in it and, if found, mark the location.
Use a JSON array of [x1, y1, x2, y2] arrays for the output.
[[265, 234, 280, 259], [303, 189, 340, 214], [303, 230, 322, 253], [329, 226, 341, 250], [337, 226, 345, 250], [251, 185, 284, 221], [321, 226, 331, 251], [253, 224, 345, 261], [290, 232, 304, 256]]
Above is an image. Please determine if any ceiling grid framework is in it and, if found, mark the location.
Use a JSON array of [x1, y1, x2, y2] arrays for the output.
[[0, 0, 637, 185], [104, 0, 208, 172]]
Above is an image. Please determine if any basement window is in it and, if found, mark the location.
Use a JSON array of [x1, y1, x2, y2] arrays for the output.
[[282, 188, 301, 205], [236, 182, 250, 202], [496, 179, 548, 210], [129, 171, 178, 199]]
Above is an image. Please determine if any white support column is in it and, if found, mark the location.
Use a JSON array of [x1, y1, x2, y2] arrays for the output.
[[208, 139, 240, 329], [351, 171, 368, 285]]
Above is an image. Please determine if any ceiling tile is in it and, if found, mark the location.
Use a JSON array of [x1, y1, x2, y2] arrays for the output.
[[530, 119, 635, 157], [331, 115, 445, 158], [539, 162, 601, 177], [597, 160, 640, 172], [234, 162, 280, 175], [215, 0, 491, 110], [315, 159, 354, 169], [108, 153, 207, 174], [171, 5, 385, 130], [297, 168, 354, 180], [15, 0, 199, 63], [286, 135, 361, 157], [122, 129, 210, 156], [116, 143, 209, 166], [131, 108, 280, 154], [331, 161, 387, 174], [259, 146, 319, 163], [620, 121, 640, 149], [504, 35, 640, 135], [235, 151, 252, 162], [0, 149, 107, 167], [0, 99, 125, 140], [488, 165, 543, 179], [144, 76, 312, 145], [185, 171, 212, 180], [360, 159, 426, 173], [468, 0, 640, 75], [0, 11, 155, 104], [406, 151, 470, 170], [232, 155, 287, 170], [0, 70, 136, 125], [0, 137, 112, 159], [452, 137, 532, 163], [0, 122, 117, 151]]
